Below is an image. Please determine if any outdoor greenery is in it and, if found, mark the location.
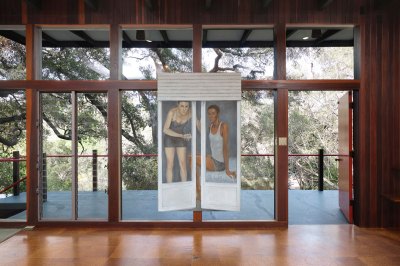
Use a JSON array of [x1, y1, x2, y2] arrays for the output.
[[0, 33, 353, 193]]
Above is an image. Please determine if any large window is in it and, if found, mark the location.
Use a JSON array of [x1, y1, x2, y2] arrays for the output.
[[0, 89, 26, 221], [0, 26, 26, 80], [41, 28, 110, 80], [121, 91, 193, 220], [0, 26, 27, 221], [122, 28, 193, 80], [40, 92, 108, 220], [202, 28, 274, 80], [286, 27, 354, 79]]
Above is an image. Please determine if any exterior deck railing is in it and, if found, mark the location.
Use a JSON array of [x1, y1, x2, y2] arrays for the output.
[[1, 149, 345, 198]]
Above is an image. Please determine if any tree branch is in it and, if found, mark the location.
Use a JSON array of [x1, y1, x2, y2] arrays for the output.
[[0, 114, 26, 124], [0, 134, 20, 146], [42, 113, 71, 140]]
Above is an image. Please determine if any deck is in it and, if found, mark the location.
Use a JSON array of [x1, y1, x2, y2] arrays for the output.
[[0, 190, 347, 224]]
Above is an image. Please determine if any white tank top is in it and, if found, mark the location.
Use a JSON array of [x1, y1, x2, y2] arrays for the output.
[[209, 122, 224, 163]]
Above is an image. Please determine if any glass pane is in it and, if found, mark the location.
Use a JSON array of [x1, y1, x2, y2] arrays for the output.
[[41, 29, 110, 80], [121, 92, 192, 220], [203, 91, 275, 220], [202, 28, 274, 80], [286, 47, 354, 79], [122, 29, 193, 80], [0, 28, 26, 80], [202, 48, 274, 80], [0, 90, 26, 221], [40, 93, 72, 219], [77, 93, 108, 219]]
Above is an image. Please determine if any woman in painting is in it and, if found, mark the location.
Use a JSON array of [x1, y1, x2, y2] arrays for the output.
[[203, 104, 236, 178], [192, 104, 236, 200], [163, 101, 192, 183]]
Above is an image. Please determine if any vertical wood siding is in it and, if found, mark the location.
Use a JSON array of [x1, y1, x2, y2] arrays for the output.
[[1, 0, 400, 227]]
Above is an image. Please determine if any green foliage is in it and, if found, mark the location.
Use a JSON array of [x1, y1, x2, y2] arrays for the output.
[[46, 157, 73, 192], [1, 35, 352, 193], [241, 156, 274, 190], [240, 91, 275, 190], [42, 47, 109, 80], [288, 91, 343, 189], [0, 36, 26, 80], [122, 156, 157, 190]]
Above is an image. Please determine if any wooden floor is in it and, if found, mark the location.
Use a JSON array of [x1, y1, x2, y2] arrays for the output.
[[0, 225, 400, 265]]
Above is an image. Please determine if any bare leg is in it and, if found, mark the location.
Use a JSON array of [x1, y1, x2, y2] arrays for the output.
[[194, 154, 216, 171], [193, 154, 217, 201], [165, 147, 175, 183], [176, 147, 187, 182]]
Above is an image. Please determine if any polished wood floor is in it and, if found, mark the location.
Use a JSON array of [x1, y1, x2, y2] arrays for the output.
[[0, 225, 400, 265]]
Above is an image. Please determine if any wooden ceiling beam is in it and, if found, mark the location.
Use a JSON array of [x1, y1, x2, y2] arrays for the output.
[[202, 29, 208, 46], [122, 32, 134, 47], [319, 0, 334, 10], [240, 30, 252, 46], [314, 29, 342, 45], [160, 30, 170, 44], [286, 29, 297, 39], [70, 30, 96, 47], [0, 31, 26, 45], [42, 32, 61, 46]]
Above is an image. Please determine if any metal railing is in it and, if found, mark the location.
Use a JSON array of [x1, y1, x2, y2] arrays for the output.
[[1, 149, 343, 198]]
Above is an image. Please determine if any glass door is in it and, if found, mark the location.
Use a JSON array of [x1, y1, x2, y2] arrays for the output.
[[39, 92, 108, 220]]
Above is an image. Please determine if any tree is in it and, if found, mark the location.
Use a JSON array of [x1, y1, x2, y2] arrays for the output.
[[1, 34, 353, 192]]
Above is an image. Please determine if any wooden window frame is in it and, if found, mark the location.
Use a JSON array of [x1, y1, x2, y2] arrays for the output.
[[0, 23, 360, 228]]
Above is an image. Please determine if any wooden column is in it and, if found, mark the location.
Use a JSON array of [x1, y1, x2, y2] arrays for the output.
[[353, 25, 361, 226], [192, 23, 202, 222], [108, 24, 122, 222], [78, 0, 85, 24], [274, 23, 288, 224], [25, 24, 41, 224]]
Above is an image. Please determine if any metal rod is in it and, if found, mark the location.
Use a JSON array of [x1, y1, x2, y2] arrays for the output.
[[318, 149, 324, 191], [12, 151, 20, 196], [92, 149, 98, 192]]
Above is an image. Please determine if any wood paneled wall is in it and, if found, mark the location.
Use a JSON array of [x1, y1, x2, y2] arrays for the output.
[[357, 0, 400, 228], [0, 0, 21, 24], [1, 0, 400, 228], [0, 0, 362, 25]]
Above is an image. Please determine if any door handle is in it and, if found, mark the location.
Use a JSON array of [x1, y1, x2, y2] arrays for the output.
[[335, 158, 342, 161]]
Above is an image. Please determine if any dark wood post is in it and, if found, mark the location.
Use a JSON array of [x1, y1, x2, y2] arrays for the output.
[[42, 153, 47, 202], [318, 149, 324, 191], [92, 149, 98, 192], [12, 151, 20, 196]]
